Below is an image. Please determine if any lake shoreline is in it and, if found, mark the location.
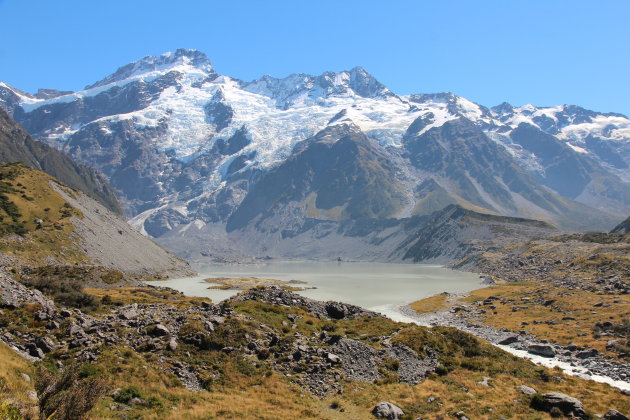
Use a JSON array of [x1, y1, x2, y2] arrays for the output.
[[147, 260, 484, 313]]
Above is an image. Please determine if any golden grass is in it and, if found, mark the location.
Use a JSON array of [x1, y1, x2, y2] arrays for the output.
[[85, 287, 212, 308], [461, 282, 630, 356], [409, 293, 448, 314], [0, 341, 37, 418], [0, 165, 87, 265], [86, 347, 334, 419], [343, 366, 629, 419], [84, 340, 630, 420], [205, 277, 308, 291]]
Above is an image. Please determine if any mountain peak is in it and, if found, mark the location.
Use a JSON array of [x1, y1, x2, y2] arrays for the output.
[[242, 66, 394, 108], [86, 48, 215, 90]]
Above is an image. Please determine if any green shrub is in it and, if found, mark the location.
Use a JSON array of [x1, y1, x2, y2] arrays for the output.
[[78, 364, 100, 378], [113, 386, 143, 404], [435, 365, 449, 376], [146, 396, 164, 408]]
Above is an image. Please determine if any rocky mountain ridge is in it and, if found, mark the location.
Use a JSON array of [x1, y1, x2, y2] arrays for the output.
[[1, 49, 629, 257]]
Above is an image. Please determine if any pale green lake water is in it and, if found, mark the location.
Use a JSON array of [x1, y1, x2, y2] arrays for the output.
[[149, 261, 483, 317]]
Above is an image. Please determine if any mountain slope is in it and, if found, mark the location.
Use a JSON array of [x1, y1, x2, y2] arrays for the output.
[[611, 216, 630, 233], [0, 163, 191, 277], [1, 49, 629, 252], [0, 108, 122, 215], [395, 204, 555, 263], [226, 123, 407, 232]]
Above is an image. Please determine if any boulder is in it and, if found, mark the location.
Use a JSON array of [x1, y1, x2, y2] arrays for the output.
[[119, 308, 139, 320], [36, 337, 56, 353], [326, 353, 341, 364], [576, 349, 598, 359], [527, 344, 556, 358], [68, 323, 85, 337], [371, 401, 404, 419], [26, 344, 44, 359], [518, 385, 537, 395], [149, 324, 170, 337], [603, 409, 629, 420], [325, 302, 348, 319], [168, 338, 178, 351], [498, 335, 519, 345], [542, 392, 586, 419]]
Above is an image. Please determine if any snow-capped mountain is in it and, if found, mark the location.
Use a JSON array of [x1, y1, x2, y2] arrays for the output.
[[1, 48, 629, 257]]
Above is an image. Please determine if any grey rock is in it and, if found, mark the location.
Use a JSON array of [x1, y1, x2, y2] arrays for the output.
[[541, 392, 586, 419], [36, 337, 56, 353], [208, 315, 226, 324], [60, 309, 73, 318], [119, 306, 139, 320], [527, 344, 556, 358], [326, 353, 341, 364], [371, 401, 404, 419], [477, 376, 491, 386], [68, 323, 85, 337], [576, 349, 598, 359], [168, 338, 178, 351], [603, 409, 629, 420], [498, 335, 519, 345], [149, 324, 170, 337], [518, 385, 537, 395], [454, 412, 469, 420], [27, 344, 44, 359], [128, 397, 148, 406]]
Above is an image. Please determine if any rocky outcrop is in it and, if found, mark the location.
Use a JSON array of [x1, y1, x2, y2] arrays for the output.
[[0, 271, 54, 310], [230, 286, 379, 320], [0, 284, 444, 399]]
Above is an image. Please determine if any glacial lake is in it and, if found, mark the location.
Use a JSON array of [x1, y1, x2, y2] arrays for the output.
[[149, 261, 484, 317]]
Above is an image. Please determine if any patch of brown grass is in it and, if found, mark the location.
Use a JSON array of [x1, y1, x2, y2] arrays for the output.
[[409, 293, 448, 314], [0, 164, 87, 265], [86, 287, 211, 309], [461, 282, 630, 357]]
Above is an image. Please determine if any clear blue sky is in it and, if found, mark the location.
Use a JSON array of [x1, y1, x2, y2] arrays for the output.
[[0, 0, 628, 115]]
